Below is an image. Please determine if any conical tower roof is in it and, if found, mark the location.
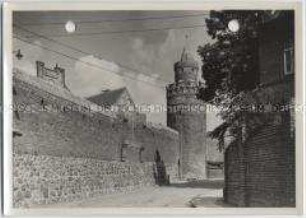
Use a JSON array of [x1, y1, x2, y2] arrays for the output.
[[180, 48, 196, 63], [175, 47, 199, 70]]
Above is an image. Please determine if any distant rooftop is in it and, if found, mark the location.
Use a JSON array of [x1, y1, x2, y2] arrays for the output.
[[13, 68, 116, 118], [87, 87, 132, 107]]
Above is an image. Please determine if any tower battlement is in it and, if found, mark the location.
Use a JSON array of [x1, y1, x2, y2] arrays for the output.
[[166, 83, 199, 97], [173, 48, 199, 84]]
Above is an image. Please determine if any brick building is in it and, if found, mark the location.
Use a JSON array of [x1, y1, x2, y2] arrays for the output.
[[223, 11, 295, 207]]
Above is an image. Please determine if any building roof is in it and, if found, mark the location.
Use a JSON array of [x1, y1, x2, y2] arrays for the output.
[[87, 87, 133, 107]]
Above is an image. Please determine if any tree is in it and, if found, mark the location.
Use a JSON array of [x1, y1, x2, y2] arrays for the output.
[[198, 11, 275, 151]]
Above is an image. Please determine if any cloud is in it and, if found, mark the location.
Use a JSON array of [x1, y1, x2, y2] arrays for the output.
[[121, 70, 168, 125], [128, 28, 207, 82], [70, 55, 125, 97], [121, 29, 211, 124], [91, 55, 120, 72], [124, 28, 214, 124], [121, 71, 167, 125], [71, 55, 166, 124], [130, 37, 158, 74]]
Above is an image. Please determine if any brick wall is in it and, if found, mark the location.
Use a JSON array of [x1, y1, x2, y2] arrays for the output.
[[224, 79, 295, 207], [224, 117, 295, 207], [223, 142, 246, 206], [13, 153, 155, 208], [224, 81, 295, 207], [244, 122, 295, 207]]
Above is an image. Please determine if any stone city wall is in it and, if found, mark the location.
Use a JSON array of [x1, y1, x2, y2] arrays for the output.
[[12, 70, 180, 207], [13, 153, 155, 208], [13, 70, 179, 169]]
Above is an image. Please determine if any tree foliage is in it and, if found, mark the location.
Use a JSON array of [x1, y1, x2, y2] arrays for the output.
[[198, 10, 275, 150]]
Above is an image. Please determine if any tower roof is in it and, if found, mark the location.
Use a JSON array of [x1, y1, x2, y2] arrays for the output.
[[175, 48, 198, 69], [180, 48, 196, 64]]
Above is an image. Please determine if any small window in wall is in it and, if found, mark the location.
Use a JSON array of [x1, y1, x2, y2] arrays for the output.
[[13, 87, 17, 95], [13, 130, 23, 138], [139, 147, 144, 163], [13, 87, 20, 120], [41, 98, 48, 111], [14, 111, 20, 120], [289, 98, 295, 139], [120, 143, 128, 162], [284, 40, 294, 76]]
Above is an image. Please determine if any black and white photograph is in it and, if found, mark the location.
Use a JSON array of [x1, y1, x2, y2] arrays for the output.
[[2, 1, 304, 215]]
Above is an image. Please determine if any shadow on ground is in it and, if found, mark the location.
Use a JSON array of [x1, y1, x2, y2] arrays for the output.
[[169, 180, 224, 189], [187, 196, 233, 208]]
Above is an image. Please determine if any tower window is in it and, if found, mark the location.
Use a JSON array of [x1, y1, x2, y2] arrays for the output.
[[120, 143, 128, 162], [283, 40, 294, 76]]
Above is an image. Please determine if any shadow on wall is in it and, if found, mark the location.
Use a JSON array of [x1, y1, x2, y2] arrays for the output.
[[170, 180, 224, 189], [153, 150, 170, 186]]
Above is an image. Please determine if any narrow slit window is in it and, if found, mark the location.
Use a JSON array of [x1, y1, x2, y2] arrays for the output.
[[284, 40, 294, 76]]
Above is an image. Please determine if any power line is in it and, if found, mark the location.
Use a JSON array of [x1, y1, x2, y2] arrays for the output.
[[14, 24, 171, 84], [14, 35, 167, 88], [20, 23, 206, 38], [15, 35, 166, 88], [16, 13, 210, 26], [14, 24, 91, 54]]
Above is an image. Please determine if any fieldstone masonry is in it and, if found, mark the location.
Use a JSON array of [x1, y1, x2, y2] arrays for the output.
[[12, 68, 180, 207], [13, 153, 155, 208]]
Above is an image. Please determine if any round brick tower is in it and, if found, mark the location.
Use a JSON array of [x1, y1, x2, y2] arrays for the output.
[[167, 48, 207, 180]]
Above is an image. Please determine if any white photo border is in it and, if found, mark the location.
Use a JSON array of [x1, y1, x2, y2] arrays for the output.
[[2, 0, 305, 216]]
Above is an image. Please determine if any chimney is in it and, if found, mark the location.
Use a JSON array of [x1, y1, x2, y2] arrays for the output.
[[36, 61, 67, 89]]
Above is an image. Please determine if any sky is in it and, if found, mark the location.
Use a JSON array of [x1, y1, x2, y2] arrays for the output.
[[13, 11, 221, 128]]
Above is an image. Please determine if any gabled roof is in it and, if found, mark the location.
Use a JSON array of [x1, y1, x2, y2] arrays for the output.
[[87, 87, 133, 107]]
